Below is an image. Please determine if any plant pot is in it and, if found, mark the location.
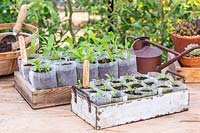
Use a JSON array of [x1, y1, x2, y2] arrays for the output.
[[111, 91, 128, 103], [98, 61, 118, 79], [135, 87, 157, 97], [76, 62, 99, 81], [172, 82, 186, 92], [54, 61, 77, 87], [124, 90, 144, 100], [117, 55, 137, 77], [29, 69, 57, 89], [134, 74, 148, 81], [172, 33, 200, 53], [143, 78, 157, 86], [180, 56, 200, 67], [21, 63, 34, 81], [156, 83, 172, 94], [90, 93, 112, 105]]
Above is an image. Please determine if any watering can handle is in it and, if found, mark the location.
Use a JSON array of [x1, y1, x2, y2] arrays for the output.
[[165, 70, 185, 83]]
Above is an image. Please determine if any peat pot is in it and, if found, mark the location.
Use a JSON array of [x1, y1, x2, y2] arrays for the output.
[[76, 62, 98, 81], [98, 61, 118, 79], [29, 69, 57, 90], [117, 55, 137, 77], [54, 61, 77, 87]]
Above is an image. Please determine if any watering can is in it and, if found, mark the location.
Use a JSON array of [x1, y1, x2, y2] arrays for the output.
[[127, 36, 200, 74]]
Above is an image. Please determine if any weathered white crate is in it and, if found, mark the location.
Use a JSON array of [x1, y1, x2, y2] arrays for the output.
[[71, 88, 189, 129]]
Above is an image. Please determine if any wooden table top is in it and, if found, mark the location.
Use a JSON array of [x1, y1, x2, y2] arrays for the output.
[[0, 75, 200, 133]]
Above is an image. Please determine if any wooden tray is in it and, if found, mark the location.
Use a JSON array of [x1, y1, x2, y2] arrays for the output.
[[14, 71, 71, 109], [168, 53, 200, 83]]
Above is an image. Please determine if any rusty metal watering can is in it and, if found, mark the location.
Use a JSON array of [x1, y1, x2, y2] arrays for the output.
[[127, 36, 200, 74]]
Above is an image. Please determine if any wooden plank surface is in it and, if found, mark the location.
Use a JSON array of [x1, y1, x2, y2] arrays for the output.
[[168, 53, 200, 83], [0, 75, 200, 133], [14, 72, 71, 109]]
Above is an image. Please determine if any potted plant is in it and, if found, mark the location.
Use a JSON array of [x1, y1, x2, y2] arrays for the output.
[[29, 59, 57, 89], [117, 41, 137, 77], [111, 88, 128, 103], [156, 84, 173, 95], [180, 44, 200, 67], [53, 61, 77, 87], [90, 89, 112, 105], [172, 20, 200, 53], [97, 32, 118, 79]]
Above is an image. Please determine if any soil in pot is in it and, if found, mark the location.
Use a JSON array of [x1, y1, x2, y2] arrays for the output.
[[129, 83, 143, 88], [76, 62, 98, 81], [54, 61, 77, 87], [113, 85, 127, 90], [98, 60, 118, 79], [0, 41, 12, 53], [29, 69, 57, 89], [117, 55, 137, 77], [135, 76, 148, 80]]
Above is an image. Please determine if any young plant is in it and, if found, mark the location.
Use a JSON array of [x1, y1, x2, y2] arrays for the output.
[[27, 39, 37, 59], [98, 32, 118, 63], [97, 89, 103, 96], [40, 34, 60, 60], [30, 59, 51, 73]]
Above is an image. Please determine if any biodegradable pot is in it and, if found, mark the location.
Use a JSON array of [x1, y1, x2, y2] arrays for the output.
[[54, 61, 77, 87], [29, 69, 57, 89], [111, 91, 128, 103], [180, 56, 200, 67], [156, 84, 173, 95], [135, 87, 157, 97], [143, 78, 157, 86], [90, 93, 112, 105], [172, 33, 200, 53], [117, 55, 137, 77], [172, 82, 186, 92], [21, 63, 34, 81], [76, 62, 99, 81], [124, 90, 144, 100], [98, 61, 118, 79]]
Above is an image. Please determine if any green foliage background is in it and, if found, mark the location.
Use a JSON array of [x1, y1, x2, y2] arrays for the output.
[[1, 0, 200, 61]]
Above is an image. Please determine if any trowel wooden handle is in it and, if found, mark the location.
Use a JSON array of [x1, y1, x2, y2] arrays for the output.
[[83, 60, 90, 89], [19, 36, 28, 64], [13, 4, 29, 34], [12, 35, 33, 50]]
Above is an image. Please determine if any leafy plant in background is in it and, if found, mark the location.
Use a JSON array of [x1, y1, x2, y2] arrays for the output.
[[74, 0, 200, 61], [40, 34, 60, 60]]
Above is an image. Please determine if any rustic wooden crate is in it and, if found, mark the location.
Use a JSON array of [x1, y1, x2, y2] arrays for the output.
[[71, 88, 189, 130], [168, 53, 200, 83], [14, 71, 71, 109]]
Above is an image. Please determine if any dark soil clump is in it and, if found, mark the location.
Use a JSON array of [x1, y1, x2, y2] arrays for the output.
[[0, 41, 12, 53]]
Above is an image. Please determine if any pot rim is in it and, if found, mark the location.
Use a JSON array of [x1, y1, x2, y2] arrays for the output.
[[172, 33, 200, 39]]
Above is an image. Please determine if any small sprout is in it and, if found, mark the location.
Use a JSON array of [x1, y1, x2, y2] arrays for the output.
[[97, 90, 103, 96]]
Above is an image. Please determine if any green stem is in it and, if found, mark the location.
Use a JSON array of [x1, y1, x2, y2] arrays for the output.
[[67, 0, 75, 43]]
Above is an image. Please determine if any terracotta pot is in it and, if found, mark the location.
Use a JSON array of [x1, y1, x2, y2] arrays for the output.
[[172, 33, 200, 53], [180, 56, 200, 67]]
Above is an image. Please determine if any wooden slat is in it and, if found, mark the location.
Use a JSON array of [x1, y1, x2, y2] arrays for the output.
[[168, 53, 200, 83], [14, 71, 71, 109]]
